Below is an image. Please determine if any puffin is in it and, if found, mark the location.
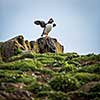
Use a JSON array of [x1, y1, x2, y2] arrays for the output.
[[34, 18, 56, 37]]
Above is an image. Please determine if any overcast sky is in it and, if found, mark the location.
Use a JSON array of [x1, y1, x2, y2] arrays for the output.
[[0, 0, 100, 54]]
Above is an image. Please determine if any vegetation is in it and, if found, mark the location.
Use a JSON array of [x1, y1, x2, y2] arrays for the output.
[[0, 52, 100, 100]]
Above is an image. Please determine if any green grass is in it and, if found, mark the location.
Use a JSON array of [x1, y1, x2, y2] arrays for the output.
[[0, 52, 100, 99], [77, 64, 100, 74], [0, 69, 36, 84], [74, 72, 100, 85], [0, 59, 43, 71], [48, 74, 80, 92]]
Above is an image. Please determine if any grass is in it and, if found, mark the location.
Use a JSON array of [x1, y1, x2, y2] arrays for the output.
[[0, 52, 100, 99]]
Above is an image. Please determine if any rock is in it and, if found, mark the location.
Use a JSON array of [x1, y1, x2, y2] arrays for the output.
[[53, 38, 64, 53], [0, 52, 2, 63], [0, 82, 26, 90], [78, 81, 100, 92], [30, 41, 39, 53], [0, 90, 33, 100], [25, 40, 31, 50], [37, 37, 64, 53], [0, 35, 64, 61], [0, 42, 3, 63], [1, 35, 29, 61]]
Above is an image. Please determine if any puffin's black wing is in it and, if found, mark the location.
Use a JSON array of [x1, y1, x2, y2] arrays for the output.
[[34, 20, 41, 25], [34, 20, 46, 28], [47, 18, 54, 24]]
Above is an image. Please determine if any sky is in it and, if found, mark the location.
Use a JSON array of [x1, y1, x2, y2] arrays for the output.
[[0, 0, 100, 54]]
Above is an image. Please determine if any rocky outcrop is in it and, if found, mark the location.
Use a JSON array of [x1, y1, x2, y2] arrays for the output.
[[37, 37, 64, 53], [0, 35, 64, 61], [1, 35, 28, 61], [0, 42, 3, 63]]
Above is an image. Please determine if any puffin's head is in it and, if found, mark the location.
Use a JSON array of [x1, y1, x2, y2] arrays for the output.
[[48, 18, 54, 24]]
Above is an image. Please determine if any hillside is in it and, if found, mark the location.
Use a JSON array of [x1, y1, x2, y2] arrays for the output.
[[0, 52, 100, 100]]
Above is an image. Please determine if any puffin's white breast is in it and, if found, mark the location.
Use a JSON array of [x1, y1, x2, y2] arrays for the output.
[[44, 24, 52, 33]]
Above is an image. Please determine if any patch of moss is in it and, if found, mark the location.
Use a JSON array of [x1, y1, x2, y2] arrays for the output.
[[59, 64, 77, 73], [79, 53, 100, 64], [36, 67, 55, 75], [85, 53, 100, 61], [0, 59, 43, 71], [37, 91, 69, 100], [74, 72, 100, 85], [15, 48, 22, 55], [36, 57, 55, 65], [8, 52, 35, 61], [64, 52, 79, 61], [48, 74, 80, 92], [77, 64, 100, 74], [5, 87, 17, 93], [67, 60, 81, 66], [26, 82, 52, 94], [0, 70, 36, 84]]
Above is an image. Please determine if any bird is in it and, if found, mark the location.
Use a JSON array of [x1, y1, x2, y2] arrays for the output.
[[34, 18, 56, 37]]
